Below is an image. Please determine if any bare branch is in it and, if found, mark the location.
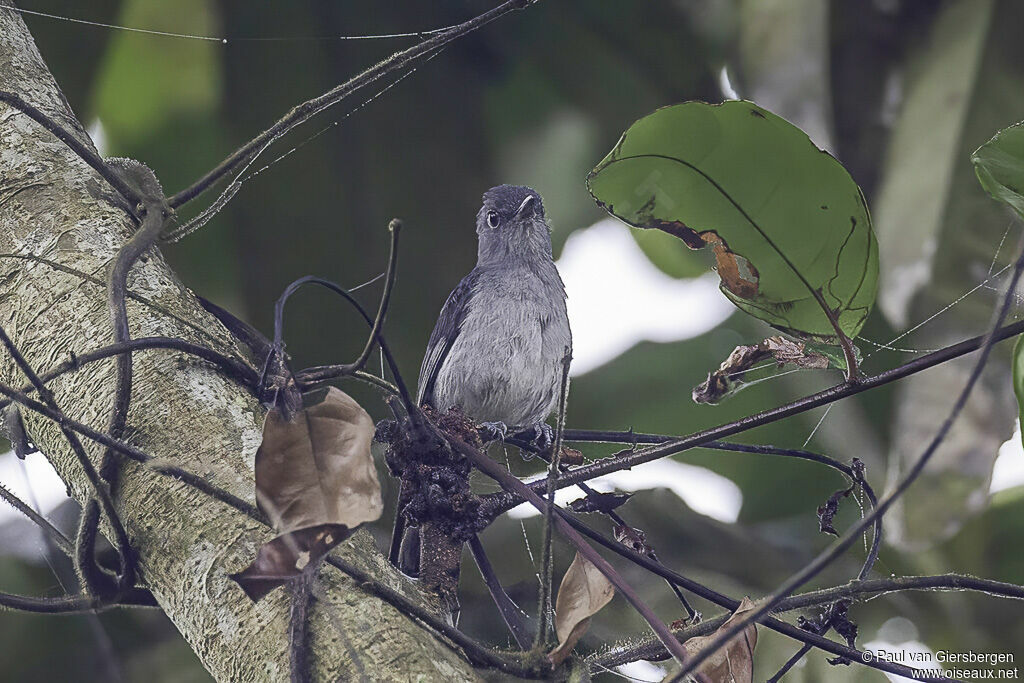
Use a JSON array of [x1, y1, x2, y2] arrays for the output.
[[469, 534, 533, 650], [0, 91, 142, 211], [668, 239, 1024, 682], [167, 0, 537, 209], [0, 324, 135, 592], [439, 428, 693, 667], [0, 480, 72, 555], [483, 318, 1024, 512]]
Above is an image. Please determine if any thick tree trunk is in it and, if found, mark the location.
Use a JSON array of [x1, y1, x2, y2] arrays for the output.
[[0, 4, 481, 680]]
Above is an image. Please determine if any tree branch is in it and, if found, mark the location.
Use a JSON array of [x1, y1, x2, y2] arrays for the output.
[[482, 318, 1024, 513], [668, 238, 1024, 682], [167, 0, 537, 208]]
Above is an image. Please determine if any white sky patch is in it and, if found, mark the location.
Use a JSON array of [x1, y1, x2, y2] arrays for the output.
[[863, 617, 932, 683], [719, 65, 740, 100], [613, 660, 667, 682], [0, 450, 68, 527], [87, 118, 107, 157], [507, 457, 742, 523], [991, 421, 1024, 494], [557, 219, 734, 376]]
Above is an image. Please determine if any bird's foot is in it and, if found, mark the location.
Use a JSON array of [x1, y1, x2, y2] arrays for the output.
[[478, 421, 508, 443], [531, 423, 555, 452]]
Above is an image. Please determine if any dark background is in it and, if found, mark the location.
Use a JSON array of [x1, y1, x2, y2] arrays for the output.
[[2, 1, 1023, 680]]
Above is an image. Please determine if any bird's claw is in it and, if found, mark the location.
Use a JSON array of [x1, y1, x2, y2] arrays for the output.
[[478, 421, 509, 443], [532, 423, 555, 451]]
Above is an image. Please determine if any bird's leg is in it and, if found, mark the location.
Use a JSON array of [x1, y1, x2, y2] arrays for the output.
[[477, 420, 508, 443]]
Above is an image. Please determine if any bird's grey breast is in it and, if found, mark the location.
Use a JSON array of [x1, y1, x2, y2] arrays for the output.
[[432, 263, 570, 426]]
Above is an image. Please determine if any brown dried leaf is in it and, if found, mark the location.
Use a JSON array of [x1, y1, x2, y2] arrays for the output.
[[560, 446, 585, 466], [256, 386, 382, 533], [229, 524, 353, 601], [568, 491, 633, 514], [670, 597, 758, 683], [232, 387, 382, 602], [693, 336, 829, 405], [548, 552, 615, 666]]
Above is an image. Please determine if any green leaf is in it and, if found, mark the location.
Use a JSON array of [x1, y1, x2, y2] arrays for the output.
[[587, 100, 878, 341], [973, 120, 1024, 219], [1014, 335, 1024, 448], [974, 120, 1024, 447]]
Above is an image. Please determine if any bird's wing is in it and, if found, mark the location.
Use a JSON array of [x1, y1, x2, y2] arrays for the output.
[[417, 269, 480, 407]]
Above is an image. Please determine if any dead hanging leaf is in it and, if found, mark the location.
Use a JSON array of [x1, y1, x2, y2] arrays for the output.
[[548, 552, 616, 666], [693, 336, 830, 405], [670, 597, 758, 683], [232, 387, 382, 601], [229, 524, 353, 601], [816, 483, 855, 537], [255, 386, 382, 532], [568, 491, 633, 514]]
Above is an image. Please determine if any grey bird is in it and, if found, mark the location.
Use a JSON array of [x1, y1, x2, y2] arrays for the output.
[[417, 184, 572, 445]]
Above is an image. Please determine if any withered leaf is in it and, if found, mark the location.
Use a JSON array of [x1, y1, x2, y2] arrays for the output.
[[232, 387, 382, 602], [560, 446, 585, 466], [671, 597, 758, 683], [548, 552, 615, 666], [613, 524, 653, 556], [816, 484, 854, 537], [256, 386, 382, 533], [693, 336, 830, 405], [569, 491, 633, 514], [230, 524, 353, 601]]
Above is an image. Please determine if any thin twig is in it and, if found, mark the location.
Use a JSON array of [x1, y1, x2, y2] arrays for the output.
[[167, 0, 536, 208], [332, 219, 401, 376], [0, 586, 157, 614], [482, 317, 1024, 513], [533, 348, 571, 650], [548, 432, 884, 581], [0, 480, 72, 555], [439, 428, 692, 667], [288, 567, 316, 683], [324, 555, 546, 677], [0, 91, 143, 211], [0, 324, 134, 592], [767, 643, 812, 683], [668, 238, 1024, 683], [279, 276, 414, 411], [507, 434, 702, 622], [469, 534, 533, 650], [0, 336, 261, 410]]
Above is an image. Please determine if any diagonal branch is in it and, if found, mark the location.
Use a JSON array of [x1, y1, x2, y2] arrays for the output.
[[168, 0, 538, 208], [482, 318, 1024, 513], [439, 427, 693, 666], [668, 238, 1024, 682]]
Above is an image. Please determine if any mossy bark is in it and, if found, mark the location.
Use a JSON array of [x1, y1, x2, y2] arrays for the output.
[[0, 3, 483, 680]]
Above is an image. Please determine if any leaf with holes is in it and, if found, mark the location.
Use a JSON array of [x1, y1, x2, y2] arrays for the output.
[[548, 552, 615, 666], [588, 100, 878, 343], [231, 386, 382, 601], [673, 597, 758, 683]]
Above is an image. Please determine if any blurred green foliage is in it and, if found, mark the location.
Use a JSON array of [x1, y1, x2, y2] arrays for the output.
[[4, 1, 1024, 681]]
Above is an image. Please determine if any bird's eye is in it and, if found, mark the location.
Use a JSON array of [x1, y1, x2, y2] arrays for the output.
[[486, 211, 500, 229]]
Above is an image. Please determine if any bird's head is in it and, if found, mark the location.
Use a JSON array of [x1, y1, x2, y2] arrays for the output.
[[475, 185, 552, 265]]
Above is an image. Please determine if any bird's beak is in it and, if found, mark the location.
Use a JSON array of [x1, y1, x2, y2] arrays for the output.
[[514, 195, 535, 218]]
